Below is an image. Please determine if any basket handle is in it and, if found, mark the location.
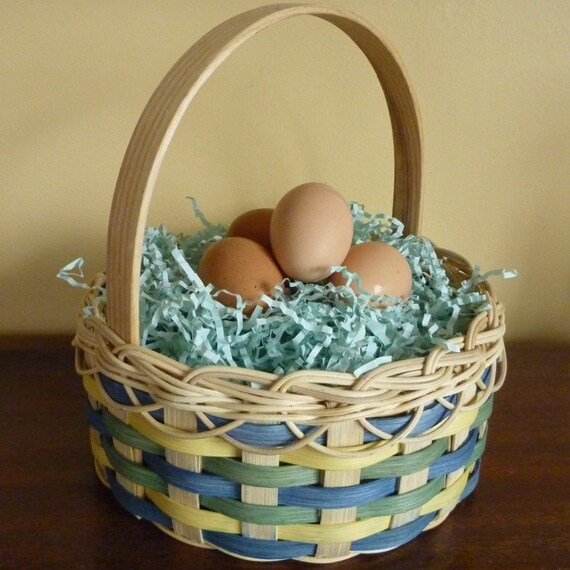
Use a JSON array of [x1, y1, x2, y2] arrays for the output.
[[107, 3, 423, 344]]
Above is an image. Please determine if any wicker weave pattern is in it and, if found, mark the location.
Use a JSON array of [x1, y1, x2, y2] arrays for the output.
[[74, 254, 505, 561], [75, 261, 505, 455], [79, 335, 498, 561], [73, 3, 509, 562]]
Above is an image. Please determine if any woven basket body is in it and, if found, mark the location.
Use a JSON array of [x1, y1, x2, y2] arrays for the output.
[[74, 4, 507, 563]]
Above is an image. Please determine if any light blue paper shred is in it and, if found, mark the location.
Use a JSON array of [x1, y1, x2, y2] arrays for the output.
[[57, 257, 92, 289], [58, 200, 516, 377]]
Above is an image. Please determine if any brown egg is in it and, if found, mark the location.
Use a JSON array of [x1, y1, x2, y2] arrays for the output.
[[197, 237, 284, 311], [227, 208, 273, 251], [329, 241, 412, 299], [270, 182, 353, 282]]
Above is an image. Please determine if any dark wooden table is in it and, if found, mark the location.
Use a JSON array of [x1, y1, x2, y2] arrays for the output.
[[1, 340, 568, 569]]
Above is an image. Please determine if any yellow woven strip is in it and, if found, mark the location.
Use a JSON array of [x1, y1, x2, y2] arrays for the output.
[[420, 468, 470, 515], [283, 443, 397, 470], [434, 408, 479, 439], [146, 488, 241, 534], [83, 374, 104, 401], [90, 431, 112, 469], [146, 486, 392, 544], [280, 515, 392, 544]]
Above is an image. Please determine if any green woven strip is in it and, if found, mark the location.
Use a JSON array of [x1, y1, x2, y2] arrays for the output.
[[203, 457, 319, 488], [203, 437, 448, 488], [362, 437, 447, 480], [473, 397, 493, 428], [469, 432, 487, 466], [199, 475, 445, 526], [201, 496, 319, 525], [358, 476, 444, 518], [102, 437, 168, 493], [102, 409, 164, 455]]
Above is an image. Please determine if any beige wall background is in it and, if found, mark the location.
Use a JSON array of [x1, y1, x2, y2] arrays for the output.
[[2, 0, 569, 341]]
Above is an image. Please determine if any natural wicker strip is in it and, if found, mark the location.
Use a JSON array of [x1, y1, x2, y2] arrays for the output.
[[240, 450, 280, 540], [75, 284, 505, 432], [96, 371, 485, 443]]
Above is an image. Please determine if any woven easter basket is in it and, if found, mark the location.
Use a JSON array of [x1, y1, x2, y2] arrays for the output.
[[74, 4, 507, 564]]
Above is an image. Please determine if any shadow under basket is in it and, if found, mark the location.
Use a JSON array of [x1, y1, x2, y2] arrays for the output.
[[73, 3, 508, 564]]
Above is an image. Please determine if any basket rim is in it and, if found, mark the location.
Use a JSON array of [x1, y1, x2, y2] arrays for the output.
[[74, 246, 506, 454]]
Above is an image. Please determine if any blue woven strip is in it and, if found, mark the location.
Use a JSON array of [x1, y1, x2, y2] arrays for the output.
[[280, 477, 397, 508], [199, 395, 458, 447], [202, 512, 437, 560], [86, 403, 107, 435], [143, 451, 240, 500], [428, 428, 479, 478], [107, 470, 172, 527], [97, 368, 491, 447], [198, 417, 323, 447], [352, 511, 437, 551], [203, 530, 315, 559], [99, 374, 164, 420]]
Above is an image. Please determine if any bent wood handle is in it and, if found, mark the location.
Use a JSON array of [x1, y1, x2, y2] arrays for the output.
[[107, 3, 423, 344]]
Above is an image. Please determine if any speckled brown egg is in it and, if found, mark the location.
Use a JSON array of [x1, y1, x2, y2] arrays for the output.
[[329, 241, 412, 299], [227, 208, 273, 251], [197, 237, 284, 311], [270, 182, 353, 282]]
